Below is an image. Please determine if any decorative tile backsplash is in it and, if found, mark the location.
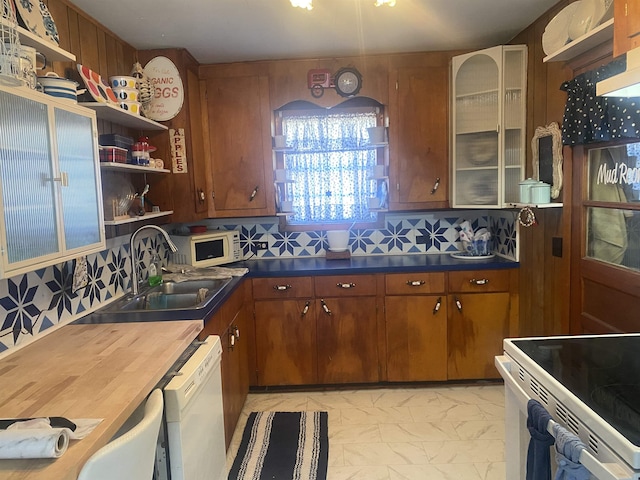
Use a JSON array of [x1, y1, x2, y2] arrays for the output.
[[0, 210, 517, 356]]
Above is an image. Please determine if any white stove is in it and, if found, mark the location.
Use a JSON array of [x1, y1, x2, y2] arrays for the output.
[[496, 334, 640, 480]]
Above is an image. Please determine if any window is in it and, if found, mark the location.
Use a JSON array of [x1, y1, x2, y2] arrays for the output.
[[276, 101, 386, 225], [586, 141, 640, 271]]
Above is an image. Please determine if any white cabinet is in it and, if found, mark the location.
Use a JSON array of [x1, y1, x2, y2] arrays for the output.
[[0, 86, 105, 278], [451, 45, 527, 208]]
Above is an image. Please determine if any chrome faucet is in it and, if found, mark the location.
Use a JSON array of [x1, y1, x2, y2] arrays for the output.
[[129, 225, 178, 295]]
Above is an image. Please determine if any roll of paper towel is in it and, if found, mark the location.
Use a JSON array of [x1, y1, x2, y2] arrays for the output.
[[0, 428, 69, 458]]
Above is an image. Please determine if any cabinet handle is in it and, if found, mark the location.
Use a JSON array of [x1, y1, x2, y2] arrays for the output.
[[301, 301, 310, 316], [249, 185, 259, 202], [234, 325, 240, 339], [455, 296, 462, 312], [433, 296, 442, 315], [229, 332, 235, 350], [406, 280, 425, 286], [336, 282, 356, 289], [49, 172, 69, 187], [198, 189, 205, 202], [470, 278, 489, 286], [430, 177, 440, 195], [273, 284, 292, 291], [320, 299, 332, 316]]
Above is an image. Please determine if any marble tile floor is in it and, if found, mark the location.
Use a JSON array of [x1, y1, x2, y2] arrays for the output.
[[226, 383, 506, 480]]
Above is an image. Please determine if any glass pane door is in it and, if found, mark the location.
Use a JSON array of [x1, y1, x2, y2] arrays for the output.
[[54, 107, 102, 250], [503, 48, 526, 204], [0, 91, 59, 266], [454, 53, 500, 206]]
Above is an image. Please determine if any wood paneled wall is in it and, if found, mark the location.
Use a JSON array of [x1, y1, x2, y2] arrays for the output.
[[511, 0, 617, 336], [45, 0, 137, 135]]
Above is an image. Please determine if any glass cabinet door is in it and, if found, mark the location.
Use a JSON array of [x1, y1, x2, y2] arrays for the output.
[[0, 90, 60, 268], [54, 107, 103, 251], [451, 45, 527, 208], [453, 50, 501, 207]]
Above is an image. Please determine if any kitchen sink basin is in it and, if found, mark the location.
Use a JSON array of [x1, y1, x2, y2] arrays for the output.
[[84, 277, 234, 321]]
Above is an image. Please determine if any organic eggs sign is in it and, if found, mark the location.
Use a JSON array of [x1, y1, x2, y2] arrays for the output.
[[143, 56, 184, 121]]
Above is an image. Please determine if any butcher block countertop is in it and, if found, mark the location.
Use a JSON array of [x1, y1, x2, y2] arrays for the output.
[[0, 320, 203, 480]]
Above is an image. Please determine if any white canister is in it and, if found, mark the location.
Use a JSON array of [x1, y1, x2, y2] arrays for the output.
[[530, 182, 551, 204], [519, 178, 539, 204]]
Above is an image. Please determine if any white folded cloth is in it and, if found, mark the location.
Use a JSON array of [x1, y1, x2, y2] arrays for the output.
[[0, 418, 102, 459]]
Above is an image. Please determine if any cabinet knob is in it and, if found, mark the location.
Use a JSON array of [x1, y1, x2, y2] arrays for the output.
[[430, 177, 440, 195], [336, 282, 356, 289], [229, 332, 235, 350], [234, 325, 240, 339], [433, 296, 442, 315], [273, 284, 292, 291], [406, 280, 425, 286], [198, 189, 206, 202], [469, 278, 489, 286], [249, 185, 259, 202], [301, 301, 310, 316]]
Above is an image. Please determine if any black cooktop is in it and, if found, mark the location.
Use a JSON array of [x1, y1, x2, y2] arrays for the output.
[[513, 335, 640, 448]]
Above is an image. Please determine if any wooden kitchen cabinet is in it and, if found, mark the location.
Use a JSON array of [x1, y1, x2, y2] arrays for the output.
[[315, 275, 380, 384], [388, 60, 449, 210], [614, 0, 640, 57], [253, 277, 317, 386], [203, 74, 274, 217], [385, 273, 447, 382], [199, 282, 249, 449], [447, 269, 516, 380]]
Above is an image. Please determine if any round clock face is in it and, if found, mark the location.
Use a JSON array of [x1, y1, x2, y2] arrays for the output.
[[334, 68, 362, 97]]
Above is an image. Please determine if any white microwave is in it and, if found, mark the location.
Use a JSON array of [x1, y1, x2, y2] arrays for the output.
[[169, 230, 241, 268]]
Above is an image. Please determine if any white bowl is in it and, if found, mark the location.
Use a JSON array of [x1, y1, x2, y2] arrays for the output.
[[113, 87, 139, 102], [327, 230, 350, 252]]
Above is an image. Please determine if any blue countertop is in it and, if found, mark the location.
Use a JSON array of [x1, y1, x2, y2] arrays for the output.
[[239, 254, 518, 277], [78, 254, 517, 325]]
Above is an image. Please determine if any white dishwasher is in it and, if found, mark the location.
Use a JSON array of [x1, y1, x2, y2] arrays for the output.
[[160, 335, 226, 480]]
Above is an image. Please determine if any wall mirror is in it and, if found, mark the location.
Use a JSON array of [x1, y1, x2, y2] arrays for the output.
[[531, 122, 563, 199]]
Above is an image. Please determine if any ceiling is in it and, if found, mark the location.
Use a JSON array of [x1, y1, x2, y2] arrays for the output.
[[68, 0, 559, 65]]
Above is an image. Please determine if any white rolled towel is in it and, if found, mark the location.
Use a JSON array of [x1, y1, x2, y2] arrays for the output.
[[0, 428, 69, 458]]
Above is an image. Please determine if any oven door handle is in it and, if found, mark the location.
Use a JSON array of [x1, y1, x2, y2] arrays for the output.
[[494, 356, 634, 480]]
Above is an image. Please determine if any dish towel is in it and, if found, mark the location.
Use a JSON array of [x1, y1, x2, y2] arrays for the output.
[[526, 399, 555, 480], [552, 423, 591, 480]]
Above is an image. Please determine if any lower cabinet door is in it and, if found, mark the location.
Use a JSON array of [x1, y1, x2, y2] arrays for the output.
[[316, 296, 379, 384], [386, 295, 447, 382], [447, 292, 510, 380], [254, 299, 317, 386]]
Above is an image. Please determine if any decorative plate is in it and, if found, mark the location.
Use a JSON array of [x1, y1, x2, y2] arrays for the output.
[[14, 0, 59, 45], [450, 252, 495, 260], [77, 64, 118, 104], [542, 2, 580, 56]]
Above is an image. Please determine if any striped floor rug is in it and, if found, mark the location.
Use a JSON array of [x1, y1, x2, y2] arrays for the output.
[[228, 411, 328, 480]]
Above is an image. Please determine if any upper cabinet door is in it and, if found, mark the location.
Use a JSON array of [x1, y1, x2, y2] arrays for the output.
[[205, 75, 274, 216], [389, 65, 449, 210], [451, 45, 526, 208], [0, 91, 60, 268], [614, 0, 640, 57], [54, 107, 103, 251]]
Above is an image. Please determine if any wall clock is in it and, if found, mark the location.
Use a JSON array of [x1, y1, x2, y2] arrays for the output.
[[334, 67, 362, 97]]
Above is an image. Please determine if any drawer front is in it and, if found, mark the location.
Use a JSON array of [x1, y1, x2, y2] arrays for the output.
[[314, 274, 377, 297], [448, 270, 511, 293], [252, 276, 313, 299], [385, 272, 445, 295]]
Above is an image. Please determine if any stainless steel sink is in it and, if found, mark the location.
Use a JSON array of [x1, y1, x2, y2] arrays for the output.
[[96, 278, 232, 314]]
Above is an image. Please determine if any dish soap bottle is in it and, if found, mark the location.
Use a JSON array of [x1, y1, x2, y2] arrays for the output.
[[148, 253, 162, 286]]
